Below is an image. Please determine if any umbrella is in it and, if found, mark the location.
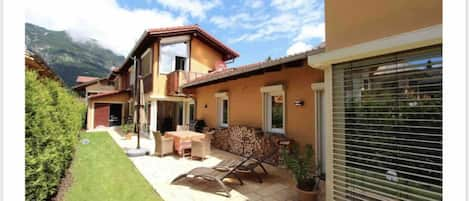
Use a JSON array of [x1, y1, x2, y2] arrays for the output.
[[136, 77, 147, 149]]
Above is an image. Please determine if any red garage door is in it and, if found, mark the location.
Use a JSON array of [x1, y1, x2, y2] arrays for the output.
[[94, 103, 110, 128]]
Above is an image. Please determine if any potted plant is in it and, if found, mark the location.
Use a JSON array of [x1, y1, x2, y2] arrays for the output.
[[281, 144, 321, 201], [121, 123, 134, 140]]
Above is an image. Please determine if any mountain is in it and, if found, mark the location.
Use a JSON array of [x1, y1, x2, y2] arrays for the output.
[[25, 23, 125, 86]]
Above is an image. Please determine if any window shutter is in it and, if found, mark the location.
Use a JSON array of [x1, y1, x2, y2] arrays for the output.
[[332, 46, 442, 201]]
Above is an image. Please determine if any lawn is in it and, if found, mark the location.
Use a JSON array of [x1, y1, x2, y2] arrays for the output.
[[63, 132, 163, 201]]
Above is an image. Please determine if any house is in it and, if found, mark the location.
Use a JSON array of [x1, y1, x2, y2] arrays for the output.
[[25, 49, 62, 82], [181, 47, 326, 170], [72, 76, 117, 98], [307, 0, 442, 201], [84, 25, 239, 130]]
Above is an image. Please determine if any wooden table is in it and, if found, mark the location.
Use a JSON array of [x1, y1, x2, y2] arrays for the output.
[[165, 131, 206, 156]]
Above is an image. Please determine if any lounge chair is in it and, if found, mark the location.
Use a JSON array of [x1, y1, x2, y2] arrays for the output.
[[215, 149, 278, 183], [171, 155, 252, 197]]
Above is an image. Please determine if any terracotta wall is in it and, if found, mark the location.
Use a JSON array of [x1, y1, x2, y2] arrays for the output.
[[190, 37, 223, 73], [192, 65, 323, 148], [325, 0, 442, 50]]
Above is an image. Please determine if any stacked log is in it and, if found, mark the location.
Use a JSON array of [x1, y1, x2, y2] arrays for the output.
[[209, 125, 291, 166]]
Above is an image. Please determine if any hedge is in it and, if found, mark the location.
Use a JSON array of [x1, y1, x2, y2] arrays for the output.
[[25, 70, 86, 201]]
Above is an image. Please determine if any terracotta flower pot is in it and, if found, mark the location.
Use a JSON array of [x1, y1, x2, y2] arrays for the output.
[[296, 187, 319, 201]]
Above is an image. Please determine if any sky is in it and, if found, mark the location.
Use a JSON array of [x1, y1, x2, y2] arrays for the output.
[[25, 0, 325, 67]]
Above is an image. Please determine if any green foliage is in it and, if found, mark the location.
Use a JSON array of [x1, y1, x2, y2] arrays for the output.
[[25, 23, 124, 86], [121, 123, 134, 134], [25, 70, 86, 201], [281, 144, 320, 191]]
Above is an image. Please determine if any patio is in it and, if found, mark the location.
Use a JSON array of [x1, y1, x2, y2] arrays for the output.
[[97, 127, 325, 201]]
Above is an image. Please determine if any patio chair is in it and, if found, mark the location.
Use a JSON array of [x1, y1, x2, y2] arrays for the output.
[[176, 125, 189, 131], [153, 131, 174, 157], [191, 135, 211, 160], [215, 149, 278, 183], [171, 155, 252, 197]]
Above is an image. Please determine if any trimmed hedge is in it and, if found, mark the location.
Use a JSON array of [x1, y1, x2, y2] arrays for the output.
[[25, 70, 86, 201]]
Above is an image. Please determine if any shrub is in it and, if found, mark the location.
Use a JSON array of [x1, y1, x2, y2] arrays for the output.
[[25, 71, 86, 201], [281, 144, 320, 191]]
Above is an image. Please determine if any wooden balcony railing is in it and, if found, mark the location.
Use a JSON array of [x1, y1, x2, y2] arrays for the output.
[[166, 70, 206, 96]]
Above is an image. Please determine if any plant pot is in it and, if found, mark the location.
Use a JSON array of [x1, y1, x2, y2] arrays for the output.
[[296, 187, 319, 201]]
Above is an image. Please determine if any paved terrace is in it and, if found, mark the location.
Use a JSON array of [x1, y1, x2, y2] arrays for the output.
[[89, 127, 324, 201]]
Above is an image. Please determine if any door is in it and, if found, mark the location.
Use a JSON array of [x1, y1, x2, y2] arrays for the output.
[[109, 104, 122, 126], [94, 103, 110, 128]]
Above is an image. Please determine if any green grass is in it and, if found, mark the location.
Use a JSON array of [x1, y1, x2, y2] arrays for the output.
[[63, 132, 163, 201]]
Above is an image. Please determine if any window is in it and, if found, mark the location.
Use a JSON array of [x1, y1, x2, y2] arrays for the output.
[[332, 46, 442, 201], [141, 48, 152, 76], [261, 85, 285, 134], [159, 42, 189, 74], [189, 103, 195, 122], [175, 56, 186, 71], [215, 92, 229, 127]]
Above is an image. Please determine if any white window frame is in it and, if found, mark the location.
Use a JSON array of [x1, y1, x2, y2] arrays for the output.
[[158, 36, 190, 75], [215, 92, 229, 128], [312, 82, 326, 176], [140, 48, 152, 76], [261, 85, 285, 134]]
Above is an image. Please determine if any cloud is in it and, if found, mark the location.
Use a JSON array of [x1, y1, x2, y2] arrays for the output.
[[271, 0, 311, 11], [294, 22, 325, 42], [286, 42, 313, 55], [25, 0, 186, 56], [246, 0, 264, 9], [210, 0, 323, 49], [155, 0, 221, 19]]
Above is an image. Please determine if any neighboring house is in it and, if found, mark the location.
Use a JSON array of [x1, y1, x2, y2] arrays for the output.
[[181, 48, 326, 171], [72, 76, 116, 98], [75, 75, 99, 85], [84, 25, 239, 130], [25, 49, 62, 82], [307, 0, 442, 201]]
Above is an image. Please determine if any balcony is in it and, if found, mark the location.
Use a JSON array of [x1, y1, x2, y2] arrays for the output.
[[166, 70, 205, 96]]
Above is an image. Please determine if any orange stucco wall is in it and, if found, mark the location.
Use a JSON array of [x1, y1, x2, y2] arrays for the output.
[[325, 0, 442, 50], [192, 65, 323, 148], [190, 37, 223, 73]]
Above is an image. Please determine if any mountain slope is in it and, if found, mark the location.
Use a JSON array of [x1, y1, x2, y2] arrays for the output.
[[25, 23, 125, 86]]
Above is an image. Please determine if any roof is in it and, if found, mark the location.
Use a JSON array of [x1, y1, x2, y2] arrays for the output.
[[88, 89, 129, 99], [25, 49, 63, 83], [71, 77, 108, 90], [76, 76, 99, 83], [182, 47, 325, 88], [115, 24, 239, 73]]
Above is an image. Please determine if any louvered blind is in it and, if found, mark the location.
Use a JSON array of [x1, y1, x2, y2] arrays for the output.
[[332, 45, 442, 201]]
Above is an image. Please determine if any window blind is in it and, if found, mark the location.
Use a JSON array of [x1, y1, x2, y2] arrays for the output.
[[332, 45, 442, 201]]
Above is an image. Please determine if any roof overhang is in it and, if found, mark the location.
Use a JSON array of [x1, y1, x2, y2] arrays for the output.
[[308, 24, 442, 69], [182, 48, 324, 89]]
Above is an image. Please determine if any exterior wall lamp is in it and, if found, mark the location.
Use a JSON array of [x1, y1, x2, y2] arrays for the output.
[[294, 100, 304, 106]]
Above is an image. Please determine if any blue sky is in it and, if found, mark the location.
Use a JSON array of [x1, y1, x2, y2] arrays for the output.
[[26, 0, 325, 67]]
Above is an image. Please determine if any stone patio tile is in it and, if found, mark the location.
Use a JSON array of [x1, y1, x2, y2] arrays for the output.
[[100, 127, 324, 201]]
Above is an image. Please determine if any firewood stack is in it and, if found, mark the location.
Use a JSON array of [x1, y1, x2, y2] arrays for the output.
[[209, 125, 291, 165]]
